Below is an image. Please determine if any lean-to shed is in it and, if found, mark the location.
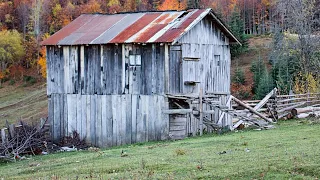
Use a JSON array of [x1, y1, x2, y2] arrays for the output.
[[42, 8, 241, 147]]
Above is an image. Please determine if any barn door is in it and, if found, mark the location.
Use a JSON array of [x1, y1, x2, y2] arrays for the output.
[[169, 45, 182, 94]]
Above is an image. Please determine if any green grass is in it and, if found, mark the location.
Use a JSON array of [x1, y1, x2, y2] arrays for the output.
[[0, 120, 319, 179], [0, 83, 47, 127]]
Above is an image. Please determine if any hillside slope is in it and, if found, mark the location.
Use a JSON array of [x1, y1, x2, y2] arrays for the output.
[[231, 36, 273, 98], [0, 83, 47, 127]]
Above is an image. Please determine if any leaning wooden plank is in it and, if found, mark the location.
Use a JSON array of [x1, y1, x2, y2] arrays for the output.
[[232, 120, 244, 130], [232, 96, 273, 123], [247, 88, 277, 117], [217, 96, 233, 125]]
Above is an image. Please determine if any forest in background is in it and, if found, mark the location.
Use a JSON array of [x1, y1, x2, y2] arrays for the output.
[[0, 0, 319, 99]]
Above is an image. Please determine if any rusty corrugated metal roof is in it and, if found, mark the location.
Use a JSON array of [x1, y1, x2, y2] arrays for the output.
[[41, 9, 241, 46]]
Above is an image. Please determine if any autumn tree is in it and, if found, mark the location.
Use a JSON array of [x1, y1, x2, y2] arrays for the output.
[[158, 0, 186, 11], [0, 30, 25, 86]]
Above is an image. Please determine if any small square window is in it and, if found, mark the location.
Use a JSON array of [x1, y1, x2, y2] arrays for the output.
[[135, 55, 141, 65], [214, 55, 220, 66], [129, 55, 141, 66]]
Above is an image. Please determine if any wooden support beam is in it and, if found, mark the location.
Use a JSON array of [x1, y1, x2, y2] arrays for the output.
[[199, 88, 203, 136], [163, 109, 192, 114], [1, 129, 6, 144], [232, 96, 273, 123], [164, 44, 169, 93]]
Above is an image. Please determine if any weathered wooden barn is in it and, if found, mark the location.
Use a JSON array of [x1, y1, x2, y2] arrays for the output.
[[42, 8, 241, 147]]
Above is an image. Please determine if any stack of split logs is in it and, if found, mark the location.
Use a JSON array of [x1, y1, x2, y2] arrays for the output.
[[272, 93, 320, 120]]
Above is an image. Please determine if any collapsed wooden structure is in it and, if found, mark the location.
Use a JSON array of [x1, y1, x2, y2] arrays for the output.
[[41, 9, 242, 147]]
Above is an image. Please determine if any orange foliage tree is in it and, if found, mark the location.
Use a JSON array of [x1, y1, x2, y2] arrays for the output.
[[38, 33, 50, 78], [158, 0, 186, 11]]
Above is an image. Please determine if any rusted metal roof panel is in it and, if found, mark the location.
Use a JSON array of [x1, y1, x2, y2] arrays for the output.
[[92, 13, 144, 44], [74, 14, 127, 45], [42, 9, 241, 45], [41, 14, 93, 45], [109, 13, 162, 43], [129, 12, 183, 43], [154, 9, 207, 43]]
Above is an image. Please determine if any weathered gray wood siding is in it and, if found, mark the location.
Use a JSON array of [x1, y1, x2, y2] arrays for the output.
[[176, 16, 231, 94], [49, 94, 169, 147], [125, 44, 165, 95], [47, 44, 165, 95]]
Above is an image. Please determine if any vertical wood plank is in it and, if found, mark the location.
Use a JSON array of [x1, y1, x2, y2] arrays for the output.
[[63, 94, 68, 137], [76, 94, 82, 137], [106, 95, 113, 147], [164, 44, 169, 93], [125, 94, 132, 144], [112, 95, 118, 146], [53, 94, 60, 141], [96, 95, 102, 147], [48, 95, 54, 141], [131, 95, 137, 143], [101, 95, 107, 147], [90, 95, 96, 145], [161, 97, 169, 140], [86, 95, 91, 144], [136, 95, 145, 142], [80, 46, 85, 94]]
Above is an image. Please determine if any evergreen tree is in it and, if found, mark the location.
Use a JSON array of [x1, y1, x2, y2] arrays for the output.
[[255, 68, 274, 99], [250, 53, 266, 93], [232, 65, 246, 86], [229, 8, 248, 57]]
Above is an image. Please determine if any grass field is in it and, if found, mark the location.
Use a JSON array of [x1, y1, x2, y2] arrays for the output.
[[0, 119, 319, 179], [0, 83, 47, 127]]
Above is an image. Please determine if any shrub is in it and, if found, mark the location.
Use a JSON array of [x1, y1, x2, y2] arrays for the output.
[[9, 79, 15, 85], [232, 68, 246, 85], [23, 75, 37, 86]]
